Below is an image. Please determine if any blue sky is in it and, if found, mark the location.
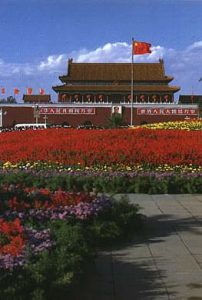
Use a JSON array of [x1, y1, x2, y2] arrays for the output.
[[0, 0, 202, 102]]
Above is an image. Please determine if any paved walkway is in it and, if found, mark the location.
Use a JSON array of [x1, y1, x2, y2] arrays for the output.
[[73, 194, 202, 300]]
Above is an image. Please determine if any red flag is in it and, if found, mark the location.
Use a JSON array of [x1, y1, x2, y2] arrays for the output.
[[133, 41, 151, 55], [1, 88, 5, 94], [27, 88, 33, 95], [39, 88, 45, 95], [14, 88, 20, 95]]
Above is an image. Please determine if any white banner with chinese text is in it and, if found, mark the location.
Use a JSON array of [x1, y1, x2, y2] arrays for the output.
[[137, 108, 198, 115], [39, 107, 96, 115]]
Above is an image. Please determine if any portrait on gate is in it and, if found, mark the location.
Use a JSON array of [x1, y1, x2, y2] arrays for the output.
[[112, 106, 122, 115]]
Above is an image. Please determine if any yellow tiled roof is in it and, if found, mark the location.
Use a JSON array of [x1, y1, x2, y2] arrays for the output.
[[59, 61, 173, 82]]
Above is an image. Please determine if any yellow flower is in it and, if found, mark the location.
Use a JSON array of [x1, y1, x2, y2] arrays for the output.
[[126, 166, 132, 171]]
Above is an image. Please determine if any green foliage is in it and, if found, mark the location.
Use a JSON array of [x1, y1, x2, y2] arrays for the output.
[[0, 196, 142, 300], [88, 197, 142, 246], [0, 223, 90, 300], [0, 96, 17, 104], [108, 113, 123, 128], [0, 172, 201, 194]]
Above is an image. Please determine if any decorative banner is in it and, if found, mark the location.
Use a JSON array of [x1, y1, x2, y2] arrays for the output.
[[39, 107, 96, 115], [137, 108, 198, 115]]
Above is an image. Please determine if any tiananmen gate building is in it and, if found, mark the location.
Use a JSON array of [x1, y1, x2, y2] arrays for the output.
[[53, 58, 179, 104], [0, 59, 200, 128]]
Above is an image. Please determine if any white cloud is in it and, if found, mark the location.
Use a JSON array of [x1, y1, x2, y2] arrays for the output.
[[74, 42, 131, 63], [186, 41, 202, 51], [1, 40, 202, 97], [73, 43, 178, 65], [38, 54, 66, 72], [0, 41, 186, 77], [0, 59, 36, 77]]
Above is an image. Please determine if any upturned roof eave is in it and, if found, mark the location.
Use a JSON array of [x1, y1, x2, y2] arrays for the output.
[[59, 76, 174, 83], [52, 85, 181, 93]]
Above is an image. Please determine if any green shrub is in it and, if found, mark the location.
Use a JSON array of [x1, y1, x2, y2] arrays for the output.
[[0, 223, 90, 300], [87, 197, 142, 246], [0, 171, 202, 193]]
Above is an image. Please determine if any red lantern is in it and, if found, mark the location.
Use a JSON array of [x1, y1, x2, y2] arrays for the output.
[[164, 95, 169, 102], [74, 94, 79, 101], [152, 95, 157, 102], [98, 95, 103, 102], [86, 94, 91, 102], [61, 94, 67, 101]]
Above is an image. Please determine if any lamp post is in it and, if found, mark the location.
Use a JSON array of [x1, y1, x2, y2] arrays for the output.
[[0, 109, 2, 127], [34, 105, 40, 124], [43, 115, 48, 125], [0, 110, 7, 128]]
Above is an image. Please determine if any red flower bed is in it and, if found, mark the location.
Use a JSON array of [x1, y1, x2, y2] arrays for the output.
[[0, 128, 201, 166], [7, 188, 96, 211], [0, 218, 25, 256]]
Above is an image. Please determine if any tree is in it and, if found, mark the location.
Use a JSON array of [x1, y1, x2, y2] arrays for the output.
[[7, 96, 17, 103], [109, 113, 123, 128], [0, 96, 17, 104]]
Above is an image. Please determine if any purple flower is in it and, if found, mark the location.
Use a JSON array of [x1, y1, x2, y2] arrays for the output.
[[0, 228, 54, 271]]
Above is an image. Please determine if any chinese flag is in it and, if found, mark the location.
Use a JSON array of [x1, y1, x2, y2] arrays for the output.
[[39, 88, 45, 95], [133, 41, 151, 55], [14, 88, 20, 95], [1, 88, 5, 94], [27, 87, 33, 95]]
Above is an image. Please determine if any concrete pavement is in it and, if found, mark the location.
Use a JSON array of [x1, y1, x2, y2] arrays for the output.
[[73, 194, 202, 300]]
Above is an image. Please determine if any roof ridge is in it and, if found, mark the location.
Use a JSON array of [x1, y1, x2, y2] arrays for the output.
[[71, 62, 161, 65]]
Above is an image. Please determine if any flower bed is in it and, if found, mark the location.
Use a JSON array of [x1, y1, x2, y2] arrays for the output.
[[0, 122, 201, 193], [0, 169, 201, 194], [0, 126, 201, 166], [0, 186, 141, 299], [135, 119, 202, 130], [0, 121, 201, 298]]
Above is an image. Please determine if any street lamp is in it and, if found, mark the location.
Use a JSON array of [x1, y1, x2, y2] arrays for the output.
[[0, 109, 7, 127], [34, 105, 40, 124], [43, 115, 48, 125]]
